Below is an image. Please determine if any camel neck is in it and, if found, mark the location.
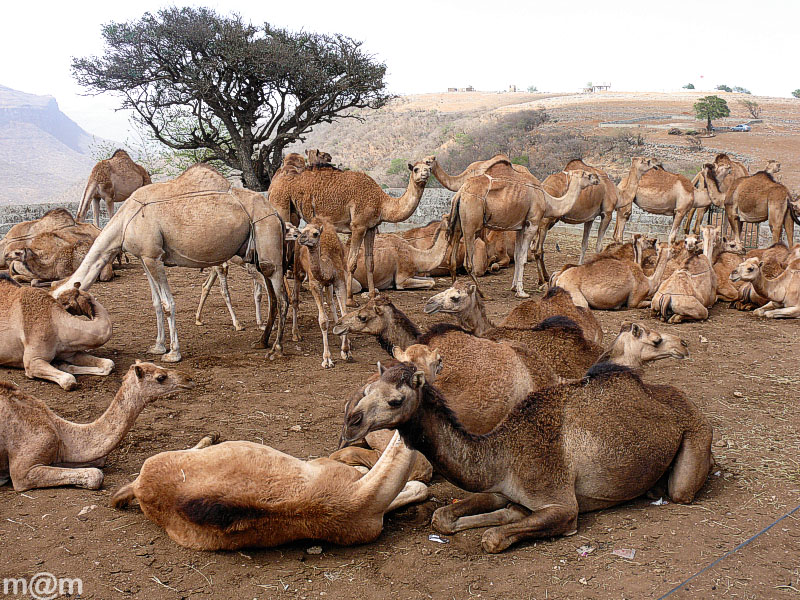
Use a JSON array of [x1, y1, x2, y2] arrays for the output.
[[431, 162, 466, 192], [619, 168, 644, 206], [751, 271, 785, 304], [596, 338, 642, 370], [543, 175, 583, 219], [378, 307, 422, 355], [398, 388, 501, 492], [407, 226, 449, 273], [307, 244, 335, 284], [56, 380, 145, 463], [458, 298, 495, 337], [647, 250, 671, 296], [380, 178, 426, 223]]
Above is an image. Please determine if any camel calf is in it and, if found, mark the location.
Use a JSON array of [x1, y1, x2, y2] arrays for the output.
[[112, 431, 428, 550]]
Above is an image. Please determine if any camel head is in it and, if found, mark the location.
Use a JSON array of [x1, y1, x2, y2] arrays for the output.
[[422, 155, 436, 167], [284, 223, 300, 242], [631, 156, 660, 177], [124, 360, 195, 403], [297, 220, 324, 250], [699, 225, 721, 259], [333, 295, 394, 336], [730, 257, 762, 283], [721, 237, 744, 254], [6, 248, 37, 282], [569, 169, 600, 190], [612, 321, 689, 366], [340, 363, 424, 446], [393, 344, 443, 383], [56, 282, 95, 319], [423, 279, 480, 315], [306, 149, 332, 167], [408, 159, 432, 185], [711, 162, 731, 182], [765, 160, 781, 175], [684, 234, 701, 254]]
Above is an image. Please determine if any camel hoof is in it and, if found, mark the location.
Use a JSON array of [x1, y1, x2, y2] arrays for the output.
[[342, 351, 353, 362], [259, 324, 266, 331], [61, 377, 78, 391], [515, 290, 530, 299], [292, 333, 302, 342], [234, 324, 245, 331], [83, 469, 104, 490], [195, 319, 204, 326], [251, 340, 267, 349], [148, 343, 167, 355], [431, 507, 458, 534], [346, 299, 359, 308], [161, 351, 182, 363], [322, 357, 334, 369], [481, 528, 509, 554]]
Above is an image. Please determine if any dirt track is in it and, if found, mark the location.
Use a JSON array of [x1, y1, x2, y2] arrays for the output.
[[1, 230, 798, 600]]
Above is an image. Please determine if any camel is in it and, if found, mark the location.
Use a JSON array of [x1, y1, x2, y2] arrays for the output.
[[340, 362, 714, 553], [612, 157, 660, 241], [306, 148, 333, 168], [0, 275, 113, 389], [194, 258, 267, 332], [424, 154, 529, 192], [484, 230, 526, 269], [54, 164, 287, 362], [76, 150, 151, 228], [651, 226, 720, 323], [539, 159, 621, 265], [110, 430, 428, 551], [291, 216, 351, 368], [1, 361, 193, 492], [724, 170, 795, 246], [332, 296, 556, 433], [731, 242, 793, 310], [730, 257, 800, 318], [685, 153, 749, 234], [269, 154, 432, 304], [7, 233, 113, 284], [400, 221, 495, 277], [448, 163, 600, 295], [548, 234, 658, 287], [349, 221, 451, 290], [617, 162, 712, 244], [713, 239, 746, 303], [552, 240, 672, 309], [425, 280, 686, 376]]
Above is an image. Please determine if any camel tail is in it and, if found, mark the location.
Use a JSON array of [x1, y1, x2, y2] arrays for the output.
[[657, 294, 674, 320], [446, 191, 461, 240], [110, 481, 137, 509]]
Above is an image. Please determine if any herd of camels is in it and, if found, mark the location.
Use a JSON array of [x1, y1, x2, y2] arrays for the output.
[[0, 143, 798, 556]]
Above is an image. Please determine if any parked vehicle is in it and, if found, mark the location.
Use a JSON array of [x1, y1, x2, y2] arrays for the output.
[[730, 124, 752, 132]]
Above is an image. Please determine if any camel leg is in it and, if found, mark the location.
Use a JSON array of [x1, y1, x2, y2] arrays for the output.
[[310, 283, 333, 368], [431, 493, 510, 534], [248, 266, 266, 330], [579, 221, 592, 264], [613, 204, 632, 242], [92, 198, 101, 229], [55, 351, 114, 376], [783, 210, 795, 246], [481, 503, 579, 554], [345, 227, 367, 307], [262, 268, 286, 357], [364, 227, 377, 300], [724, 204, 741, 244], [668, 427, 713, 504], [141, 259, 167, 355], [595, 212, 613, 253], [769, 210, 783, 246], [753, 301, 779, 317], [217, 264, 243, 331], [333, 282, 352, 361], [763, 306, 800, 318], [142, 257, 181, 362], [669, 208, 690, 245], [692, 206, 709, 235], [514, 221, 538, 296], [395, 276, 436, 290], [530, 219, 551, 284], [291, 266, 302, 342], [10, 462, 103, 492], [23, 356, 77, 390], [195, 268, 218, 326], [683, 208, 696, 234], [386, 481, 429, 512]]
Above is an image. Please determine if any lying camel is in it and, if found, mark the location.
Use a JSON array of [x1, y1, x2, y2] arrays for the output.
[[349, 220, 451, 290], [1, 208, 76, 268], [340, 362, 714, 553], [400, 221, 494, 277], [0, 361, 193, 491], [713, 239, 746, 303], [332, 295, 556, 433], [730, 257, 800, 318], [425, 280, 686, 377], [552, 240, 672, 309], [7, 234, 112, 284], [0, 275, 113, 389], [111, 430, 428, 551], [651, 226, 719, 323]]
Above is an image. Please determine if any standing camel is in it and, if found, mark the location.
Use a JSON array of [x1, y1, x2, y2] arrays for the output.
[[448, 163, 600, 296], [54, 164, 287, 363], [684, 153, 748, 234], [269, 156, 432, 305], [77, 150, 151, 228], [724, 169, 795, 246], [539, 159, 621, 265], [611, 157, 660, 241]]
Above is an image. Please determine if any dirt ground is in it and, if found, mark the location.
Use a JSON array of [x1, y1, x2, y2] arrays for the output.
[[1, 230, 799, 600]]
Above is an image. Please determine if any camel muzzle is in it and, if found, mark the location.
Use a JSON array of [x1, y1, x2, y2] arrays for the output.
[[332, 322, 348, 335], [423, 300, 442, 314]]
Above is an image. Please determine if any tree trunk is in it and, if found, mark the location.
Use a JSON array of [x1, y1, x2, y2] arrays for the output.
[[707, 115, 712, 132]]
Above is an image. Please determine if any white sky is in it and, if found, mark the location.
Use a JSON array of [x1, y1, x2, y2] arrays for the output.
[[1, 0, 797, 141]]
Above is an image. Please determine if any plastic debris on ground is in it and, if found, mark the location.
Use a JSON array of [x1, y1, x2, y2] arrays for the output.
[[612, 548, 636, 560], [306, 546, 322, 555], [576, 545, 595, 556], [651, 497, 669, 506], [428, 534, 450, 544]]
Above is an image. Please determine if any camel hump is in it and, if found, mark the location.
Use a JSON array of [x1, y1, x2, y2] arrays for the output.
[[532, 315, 582, 334], [110, 149, 131, 159], [179, 496, 269, 531], [584, 362, 638, 381], [159, 164, 231, 195]]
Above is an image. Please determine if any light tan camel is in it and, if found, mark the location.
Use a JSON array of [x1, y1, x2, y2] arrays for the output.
[[548, 234, 658, 286], [539, 159, 621, 264], [54, 164, 287, 362], [349, 221, 451, 290], [0, 275, 113, 389], [448, 164, 600, 295], [425, 280, 686, 376], [724, 170, 795, 246], [291, 217, 351, 368], [713, 239, 746, 302], [425, 154, 529, 191], [0, 362, 193, 492], [77, 150, 152, 228], [612, 157, 660, 241], [617, 163, 710, 244], [651, 226, 720, 323], [332, 296, 557, 433], [552, 240, 672, 309], [732, 242, 793, 310], [7, 233, 112, 284], [730, 257, 800, 318], [110, 430, 428, 550], [269, 155, 432, 304], [685, 153, 748, 234], [340, 362, 713, 553], [400, 221, 495, 277]]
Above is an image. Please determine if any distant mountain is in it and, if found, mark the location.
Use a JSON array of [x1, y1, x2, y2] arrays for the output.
[[0, 85, 101, 205]]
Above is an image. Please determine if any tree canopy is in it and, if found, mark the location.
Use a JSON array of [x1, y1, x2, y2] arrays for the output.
[[694, 95, 730, 130], [72, 7, 392, 190]]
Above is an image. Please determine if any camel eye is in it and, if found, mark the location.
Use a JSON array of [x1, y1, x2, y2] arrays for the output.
[[358, 314, 367, 322], [156, 373, 167, 383], [653, 338, 662, 347], [388, 398, 403, 408]]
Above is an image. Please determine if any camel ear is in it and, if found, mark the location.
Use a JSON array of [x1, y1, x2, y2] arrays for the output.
[[392, 347, 407, 362], [630, 323, 643, 338], [411, 370, 425, 389], [73, 282, 81, 289], [758, 260, 764, 268], [408, 162, 414, 171], [134, 364, 145, 380], [467, 283, 477, 296], [318, 223, 324, 236], [377, 361, 385, 375], [620, 320, 633, 332]]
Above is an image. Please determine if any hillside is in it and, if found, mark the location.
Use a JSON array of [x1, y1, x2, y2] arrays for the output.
[[0, 84, 99, 205]]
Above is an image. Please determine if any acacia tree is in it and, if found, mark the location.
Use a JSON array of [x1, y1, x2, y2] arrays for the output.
[[72, 7, 391, 190], [694, 95, 730, 131]]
